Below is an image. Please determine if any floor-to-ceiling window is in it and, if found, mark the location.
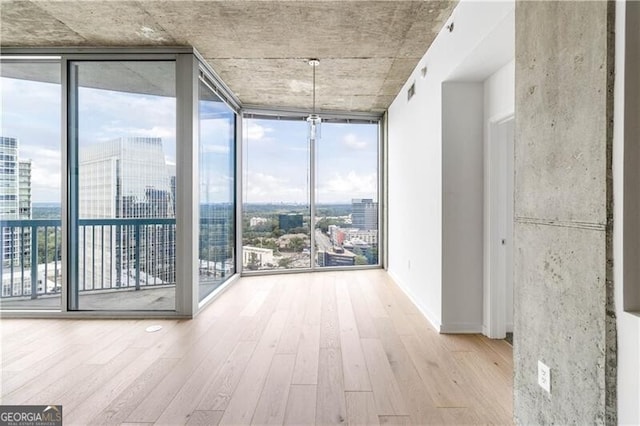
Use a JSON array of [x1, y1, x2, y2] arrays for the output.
[[198, 77, 236, 301], [315, 122, 379, 267], [0, 49, 240, 317], [242, 118, 311, 271], [69, 60, 177, 311], [242, 116, 380, 272], [0, 60, 62, 310], [0, 48, 379, 314]]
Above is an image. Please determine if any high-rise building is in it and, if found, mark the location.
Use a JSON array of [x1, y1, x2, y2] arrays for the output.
[[78, 137, 175, 291], [351, 198, 378, 230], [278, 213, 303, 231], [317, 250, 356, 267], [0, 137, 32, 269]]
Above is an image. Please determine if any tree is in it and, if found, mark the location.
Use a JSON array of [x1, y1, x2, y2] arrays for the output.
[[255, 238, 278, 251], [278, 257, 293, 268], [37, 228, 61, 264], [287, 237, 305, 252], [316, 219, 329, 234], [355, 255, 368, 265], [370, 245, 379, 264], [289, 226, 309, 235]]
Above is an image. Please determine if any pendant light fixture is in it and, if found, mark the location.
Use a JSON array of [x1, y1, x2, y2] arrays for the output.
[[307, 58, 321, 142]]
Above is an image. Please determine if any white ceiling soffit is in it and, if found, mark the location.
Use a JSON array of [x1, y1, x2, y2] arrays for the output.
[[447, 7, 515, 82], [0, 0, 458, 113]]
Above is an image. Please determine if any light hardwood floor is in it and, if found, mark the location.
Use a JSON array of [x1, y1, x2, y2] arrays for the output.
[[0, 270, 513, 425]]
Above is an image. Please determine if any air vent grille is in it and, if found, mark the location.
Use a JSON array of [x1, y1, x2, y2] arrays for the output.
[[407, 82, 416, 101]]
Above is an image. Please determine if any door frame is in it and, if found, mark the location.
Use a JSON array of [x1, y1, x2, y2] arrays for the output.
[[484, 113, 515, 339]]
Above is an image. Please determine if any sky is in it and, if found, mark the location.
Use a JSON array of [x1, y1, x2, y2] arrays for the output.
[[200, 94, 235, 204], [1, 69, 378, 206], [243, 119, 378, 204], [1, 62, 179, 205], [1, 70, 62, 204]]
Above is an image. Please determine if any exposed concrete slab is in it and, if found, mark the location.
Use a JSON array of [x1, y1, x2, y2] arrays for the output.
[[377, 78, 407, 97], [0, 0, 87, 45], [387, 58, 422, 82], [514, 1, 616, 424], [0, 0, 457, 112], [208, 57, 394, 110], [34, 1, 177, 45]]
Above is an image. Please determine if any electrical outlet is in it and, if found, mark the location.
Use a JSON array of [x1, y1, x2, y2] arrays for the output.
[[538, 360, 551, 393]]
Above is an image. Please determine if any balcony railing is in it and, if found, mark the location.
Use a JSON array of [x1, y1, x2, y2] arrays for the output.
[[0, 218, 176, 300]]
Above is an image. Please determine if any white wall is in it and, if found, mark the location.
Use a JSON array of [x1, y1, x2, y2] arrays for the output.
[[484, 61, 515, 122], [483, 60, 515, 335], [387, 0, 514, 331], [614, 1, 640, 423], [387, 68, 443, 327], [441, 82, 484, 332]]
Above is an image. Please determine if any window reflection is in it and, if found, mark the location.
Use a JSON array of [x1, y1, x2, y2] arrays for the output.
[[72, 61, 177, 311], [198, 79, 236, 301], [0, 61, 62, 310]]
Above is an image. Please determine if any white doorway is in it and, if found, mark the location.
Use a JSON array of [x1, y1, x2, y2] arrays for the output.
[[484, 115, 514, 339]]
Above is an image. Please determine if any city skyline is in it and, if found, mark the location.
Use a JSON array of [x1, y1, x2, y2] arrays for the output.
[[78, 136, 177, 293], [0, 136, 32, 273]]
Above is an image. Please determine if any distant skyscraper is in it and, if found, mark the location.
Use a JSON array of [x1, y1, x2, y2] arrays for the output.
[[278, 213, 303, 231], [351, 198, 377, 230], [0, 136, 32, 271], [78, 137, 175, 290]]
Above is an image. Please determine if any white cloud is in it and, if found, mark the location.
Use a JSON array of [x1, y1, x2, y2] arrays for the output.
[[201, 144, 230, 154], [200, 118, 233, 155], [1, 77, 62, 203], [78, 88, 177, 160], [342, 133, 367, 150], [244, 171, 307, 204], [102, 125, 175, 139], [81, 89, 176, 128], [18, 146, 62, 202], [318, 171, 377, 202], [201, 117, 232, 135], [245, 122, 274, 142], [200, 173, 233, 203]]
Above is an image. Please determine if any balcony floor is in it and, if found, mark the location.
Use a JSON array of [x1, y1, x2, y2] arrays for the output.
[[0, 280, 224, 311], [0, 270, 513, 425]]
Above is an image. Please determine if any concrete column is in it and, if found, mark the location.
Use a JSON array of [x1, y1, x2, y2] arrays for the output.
[[514, 1, 616, 424]]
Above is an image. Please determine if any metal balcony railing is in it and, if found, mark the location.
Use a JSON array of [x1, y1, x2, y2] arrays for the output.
[[0, 218, 176, 300]]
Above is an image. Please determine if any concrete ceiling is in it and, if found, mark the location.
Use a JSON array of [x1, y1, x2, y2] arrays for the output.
[[0, 1, 457, 113]]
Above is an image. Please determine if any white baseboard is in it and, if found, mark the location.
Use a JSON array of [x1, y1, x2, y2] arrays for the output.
[[440, 322, 484, 334], [386, 270, 442, 332], [386, 270, 485, 335]]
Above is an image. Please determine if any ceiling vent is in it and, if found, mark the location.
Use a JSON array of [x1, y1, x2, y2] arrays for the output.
[[407, 82, 416, 101]]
